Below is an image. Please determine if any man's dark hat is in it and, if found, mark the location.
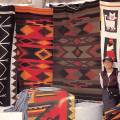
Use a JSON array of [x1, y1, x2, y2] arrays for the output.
[[103, 56, 113, 62]]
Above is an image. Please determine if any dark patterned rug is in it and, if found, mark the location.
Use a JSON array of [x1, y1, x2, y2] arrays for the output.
[[52, 1, 102, 100], [15, 6, 53, 91], [0, 6, 16, 106]]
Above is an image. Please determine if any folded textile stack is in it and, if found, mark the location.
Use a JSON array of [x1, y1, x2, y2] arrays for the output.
[[27, 87, 75, 120], [103, 104, 120, 120]]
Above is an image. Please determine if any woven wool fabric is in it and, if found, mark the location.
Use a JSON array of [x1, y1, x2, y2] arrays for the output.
[[15, 6, 53, 91], [52, 1, 101, 100], [103, 104, 120, 120], [27, 87, 75, 120], [100, 1, 120, 69], [0, 6, 16, 106]]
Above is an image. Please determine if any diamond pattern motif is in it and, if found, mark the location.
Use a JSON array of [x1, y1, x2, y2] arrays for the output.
[[37, 72, 49, 81], [40, 27, 51, 36], [35, 49, 52, 60], [72, 47, 82, 57], [21, 25, 34, 35]]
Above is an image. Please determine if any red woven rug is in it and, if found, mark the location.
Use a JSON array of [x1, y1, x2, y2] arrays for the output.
[[15, 6, 53, 91]]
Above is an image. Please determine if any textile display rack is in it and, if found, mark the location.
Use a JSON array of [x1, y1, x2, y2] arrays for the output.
[[0, 0, 108, 120]]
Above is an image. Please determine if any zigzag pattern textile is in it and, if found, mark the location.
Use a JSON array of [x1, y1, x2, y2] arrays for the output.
[[15, 6, 53, 91], [27, 88, 75, 120], [52, 1, 101, 100], [0, 6, 16, 106]]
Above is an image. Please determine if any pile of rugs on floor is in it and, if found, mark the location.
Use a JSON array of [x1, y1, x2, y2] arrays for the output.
[[4, 87, 75, 120]]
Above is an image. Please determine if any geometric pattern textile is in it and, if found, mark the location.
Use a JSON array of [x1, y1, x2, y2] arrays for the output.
[[15, 6, 53, 91], [52, 1, 101, 100], [27, 87, 75, 120], [0, 6, 16, 106], [100, 1, 120, 69], [103, 103, 120, 120]]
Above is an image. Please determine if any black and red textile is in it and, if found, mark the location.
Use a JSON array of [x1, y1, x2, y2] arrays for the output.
[[52, 1, 101, 100], [0, 6, 16, 106], [15, 6, 53, 91], [104, 37, 117, 62]]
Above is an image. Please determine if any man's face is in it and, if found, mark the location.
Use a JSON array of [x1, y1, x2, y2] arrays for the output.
[[103, 60, 113, 69]]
